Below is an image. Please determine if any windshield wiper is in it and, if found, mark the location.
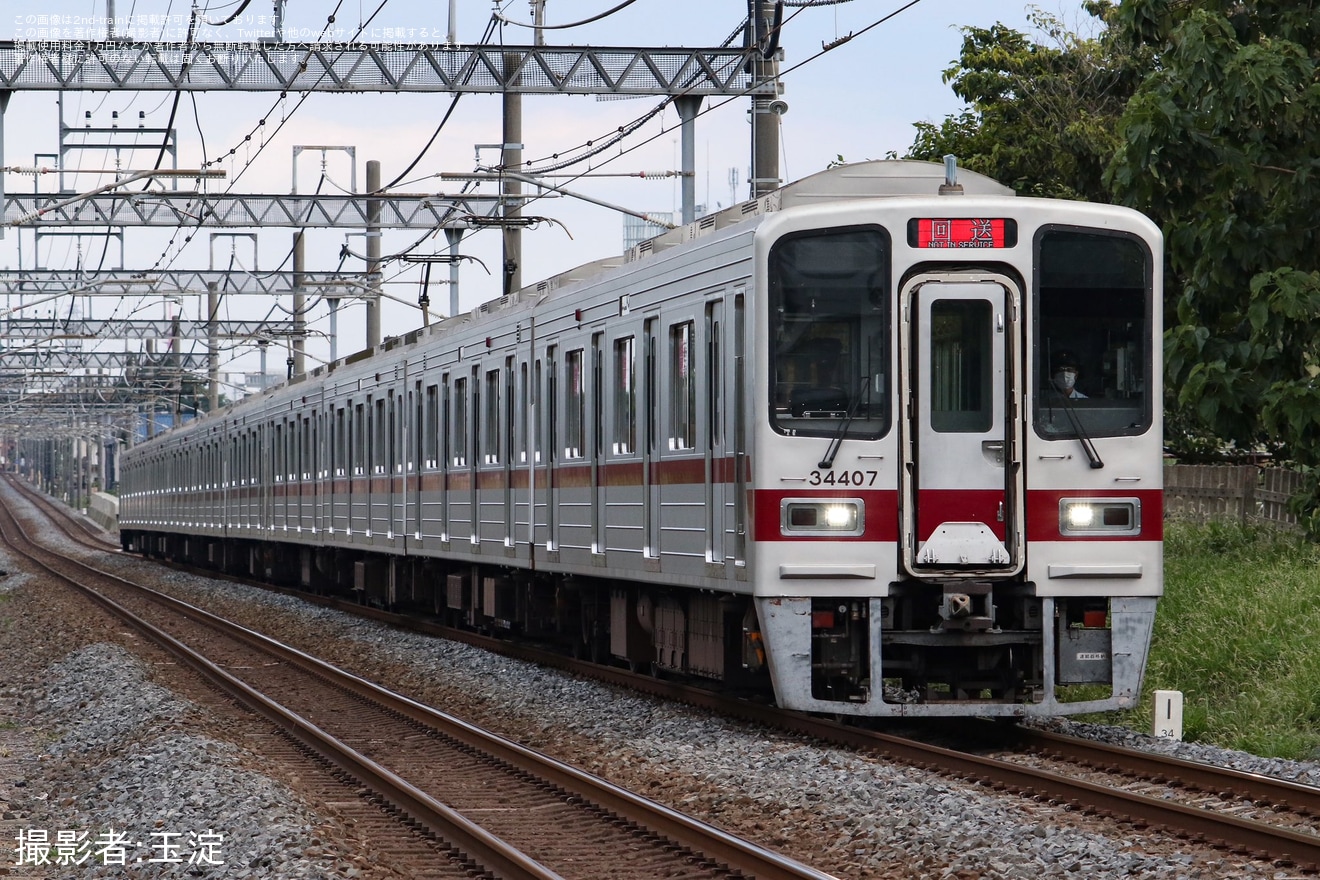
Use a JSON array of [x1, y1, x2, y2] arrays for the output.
[[1053, 390, 1104, 469], [818, 377, 871, 470]]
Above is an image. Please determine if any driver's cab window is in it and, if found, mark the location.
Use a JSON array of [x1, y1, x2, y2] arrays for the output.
[[1033, 228, 1153, 438], [768, 227, 891, 439]]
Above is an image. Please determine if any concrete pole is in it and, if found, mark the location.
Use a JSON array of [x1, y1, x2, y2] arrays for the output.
[[84, 425, 94, 501], [207, 281, 220, 413], [328, 298, 339, 362], [292, 229, 306, 375], [366, 160, 382, 349], [502, 53, 522, 297], [0, 91, 10, 242], [444, 227, 464, 317], [750, 2, 782, 199], [676, 96, 702, 224], [172, 313, 182, 425]]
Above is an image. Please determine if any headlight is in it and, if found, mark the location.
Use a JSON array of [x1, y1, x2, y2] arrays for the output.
[[781, 498, 865, 536], [1059, 498, 1140, 536], [1065, 503, 1095, 529]]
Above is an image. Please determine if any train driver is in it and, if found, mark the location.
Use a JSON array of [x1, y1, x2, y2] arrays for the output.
[[1049, 350, 1088, 399]]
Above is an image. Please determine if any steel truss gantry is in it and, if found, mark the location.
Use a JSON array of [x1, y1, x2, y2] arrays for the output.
[[0, 350, 207, 371], [0, 318, 302, 340], [0, 268, 379, 298], [4, 191, 501, 228], [0, 41, 765, 96]]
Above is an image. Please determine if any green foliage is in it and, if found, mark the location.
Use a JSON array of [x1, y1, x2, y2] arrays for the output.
[[1107, 3, 1320, 481], [913, 2, 1320, 530], [905, 5, 1142, 201]]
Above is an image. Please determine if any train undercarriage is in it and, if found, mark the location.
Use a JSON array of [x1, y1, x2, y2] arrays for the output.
[[123, 531, 1119, 711]]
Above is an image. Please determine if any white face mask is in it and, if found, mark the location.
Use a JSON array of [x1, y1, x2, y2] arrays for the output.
[[1053, 369, 1077, 393]]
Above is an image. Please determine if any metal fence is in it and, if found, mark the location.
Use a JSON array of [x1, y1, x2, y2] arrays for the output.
[[1164, 464, 1305, 529]]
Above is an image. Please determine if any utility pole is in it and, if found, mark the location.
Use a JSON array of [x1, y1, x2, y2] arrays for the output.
[[207, 281, 220, 413], [501, 1, 544, 297], [749, 0, 784, 199], [292, 229, 306, 374], [366, 160, 382, 348]]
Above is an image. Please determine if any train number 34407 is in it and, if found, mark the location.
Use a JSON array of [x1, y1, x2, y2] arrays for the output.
[[807, 470, 879, 487]]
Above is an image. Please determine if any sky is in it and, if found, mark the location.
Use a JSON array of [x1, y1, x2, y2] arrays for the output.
[[1, 0, 1091, 383]]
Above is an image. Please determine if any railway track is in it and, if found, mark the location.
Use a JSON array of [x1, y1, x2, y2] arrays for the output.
[[15, 477, 1320, 872], [0, 479, 836, 880]]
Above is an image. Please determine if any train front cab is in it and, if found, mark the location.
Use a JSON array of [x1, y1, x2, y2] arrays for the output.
[[751, 206, 1162, 717]]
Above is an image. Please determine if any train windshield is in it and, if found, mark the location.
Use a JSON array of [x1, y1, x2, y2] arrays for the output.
[[1034, 228, 1153, 439], [767, 227, 891, 439]]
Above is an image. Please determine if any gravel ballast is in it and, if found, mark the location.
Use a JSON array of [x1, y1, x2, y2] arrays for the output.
[[2, 488, 1317, 879]]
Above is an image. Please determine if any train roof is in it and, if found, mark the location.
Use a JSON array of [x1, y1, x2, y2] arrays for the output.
[[618, 158, 1014, 263], [217, 160, 1014, 420], [520, 159, 1013, 299]]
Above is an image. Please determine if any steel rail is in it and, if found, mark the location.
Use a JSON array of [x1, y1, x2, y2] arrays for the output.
[[186, 576, 1320, 871], [0, 492, 565, 880], [6, 478, 839, 880], [1015, 726, 1320, 817]]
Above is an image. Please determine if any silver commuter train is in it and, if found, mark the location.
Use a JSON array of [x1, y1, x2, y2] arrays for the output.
[[119, 160, 1163, 718]]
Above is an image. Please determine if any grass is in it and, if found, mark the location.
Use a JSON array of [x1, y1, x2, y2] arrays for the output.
[[1107, 520, 1320, 760]]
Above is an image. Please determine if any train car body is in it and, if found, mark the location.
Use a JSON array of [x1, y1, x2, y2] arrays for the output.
[[120, 160, 1163, 718]]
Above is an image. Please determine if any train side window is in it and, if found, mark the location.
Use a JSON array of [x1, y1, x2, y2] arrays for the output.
[[409, 384, 420, 473], [453, 377, 468, 467], [546, 348, 558, 464], [669, 321, 695, 451], [534, 358, 544, 464], [385, 393, 396, 474], [335, 408, 347, 476], [374, 398, 387, 475], [506, 356, 517, 466], [440, 373, 451, 472], [708, 311, 722, 448], [424, 384, 439, 468], [484, 368, 501, 465], [470, 368, 481, 470], [518, 362, 530, 464], [565, 349, 585, 459], [1033, 228, 1153, 439], [644, 320, 658, 454], [326, 413, 335, 478], [613, 336, 636, 455], [302, 416, 312, 480], [592, 335, 604, 461], [353, 403, 365, 475], [274, 423, 284, 483]]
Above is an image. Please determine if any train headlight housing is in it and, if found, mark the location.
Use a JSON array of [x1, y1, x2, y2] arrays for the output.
[[1059, 498, 1141, 536], [781, 498, 865, 537]]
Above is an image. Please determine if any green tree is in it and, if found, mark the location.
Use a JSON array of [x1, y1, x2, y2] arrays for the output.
[[906, 3, 1140, 202], [1106, 1, 1320, 479], [910, 1, 1320, 525]]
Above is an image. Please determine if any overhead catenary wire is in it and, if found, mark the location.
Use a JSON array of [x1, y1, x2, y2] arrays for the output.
[[50, 0, 930, 403], [505, 0, 927, 222], [493, 0, 645, 30]]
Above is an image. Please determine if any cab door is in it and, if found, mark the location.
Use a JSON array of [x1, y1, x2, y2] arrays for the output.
[[900, 274, 1023, 575]]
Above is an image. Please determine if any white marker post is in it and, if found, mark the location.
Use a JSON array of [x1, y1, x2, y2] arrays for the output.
[[1153, 689, 1184, 741]]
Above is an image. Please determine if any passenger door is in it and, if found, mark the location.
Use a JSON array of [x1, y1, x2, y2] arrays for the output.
[[900, 274, 1023, 575]]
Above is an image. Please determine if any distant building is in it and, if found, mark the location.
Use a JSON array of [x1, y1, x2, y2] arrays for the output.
[[623, 212, 675, 251]]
